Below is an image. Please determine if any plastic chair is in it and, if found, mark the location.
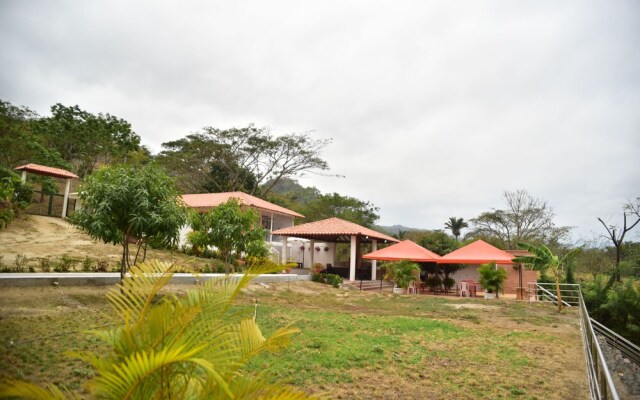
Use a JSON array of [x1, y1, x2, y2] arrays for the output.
[[458, 281, 469, 297]]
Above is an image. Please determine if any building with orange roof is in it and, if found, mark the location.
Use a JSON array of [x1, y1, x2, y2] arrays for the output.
[[180, 191, 305, 261]]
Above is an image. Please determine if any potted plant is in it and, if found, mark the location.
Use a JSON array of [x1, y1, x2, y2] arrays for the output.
[[384, 260, 420, 294], [478, 262, 508, 299]]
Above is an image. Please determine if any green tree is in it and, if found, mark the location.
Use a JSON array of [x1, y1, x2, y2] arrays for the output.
[[0, 100, 69, 170], [468, 190, 571, 249], [35, 103, 141, 178], [444, 217, 469, 241], [296, 192, 379, 227], [187, 199, 268, 272], [0, 260, 312, 399], [67, 164, 187, 279], [513, 243, 581, 312], [414, 230, 459, 256], [157, 125, 331, 196]]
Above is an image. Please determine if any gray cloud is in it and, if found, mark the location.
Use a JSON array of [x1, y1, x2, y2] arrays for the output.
[[1, 0, 639, 242]]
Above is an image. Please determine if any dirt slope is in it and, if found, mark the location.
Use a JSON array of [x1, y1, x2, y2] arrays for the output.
[[0, 215, 203, 269]]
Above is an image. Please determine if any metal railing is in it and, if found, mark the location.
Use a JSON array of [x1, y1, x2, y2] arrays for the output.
[[591, 318, 640, 367], [529, 282, 620, 400]]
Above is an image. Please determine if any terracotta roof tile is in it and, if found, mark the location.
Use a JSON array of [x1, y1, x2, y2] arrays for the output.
[[272, 217, 398, 243], [15, 163, 78, 179], [180, 192, 304, 218]]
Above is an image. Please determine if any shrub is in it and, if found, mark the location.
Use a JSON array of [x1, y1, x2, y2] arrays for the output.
[[0, 166, 33, 229], [443, 277, 456, 291], [53, 254, 77, 272], [82, 256, 95, 272], [96, 260, 109, 272], [13, 254, 29, 272], [38, 257, 52, 272], [312, 273, 343, 288], [425, 275, 443, 292], [384, 260, 420, 289], [478, 262, 508, 298]]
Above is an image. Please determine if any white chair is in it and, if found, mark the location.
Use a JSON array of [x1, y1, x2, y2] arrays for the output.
[[458, 281, 469, 297]]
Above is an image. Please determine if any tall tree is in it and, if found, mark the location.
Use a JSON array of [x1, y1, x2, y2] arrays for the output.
[[35, 103, 141, 177], [444, 217, 468, 241], [157, 125, 331, 196], [67, 164, 187, 280], [468, 189, 571, 249], [513, 243, 581, 312], [597, 197, 640, 282], [187, 199, 268, 272], [297, 192, 380, 227], [0, 100, 69, 170]]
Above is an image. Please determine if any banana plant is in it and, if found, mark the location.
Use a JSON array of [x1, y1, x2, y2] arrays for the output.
[[0, 260, 315, 399], [513, 243, 581, 312]]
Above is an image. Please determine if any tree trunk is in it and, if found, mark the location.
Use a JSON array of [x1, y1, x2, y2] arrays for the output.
[[554, 271, 563, 312]]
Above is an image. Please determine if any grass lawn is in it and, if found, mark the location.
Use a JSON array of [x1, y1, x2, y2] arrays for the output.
[[0, 280, 588, 399]]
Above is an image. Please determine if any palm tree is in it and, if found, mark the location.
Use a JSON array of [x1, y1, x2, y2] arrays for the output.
[[512, 243, 581, 312], [1, 261, 312, 399], [444, 217, 469, 241]]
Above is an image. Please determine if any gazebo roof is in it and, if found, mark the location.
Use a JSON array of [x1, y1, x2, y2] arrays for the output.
[[181, 192, 304, 218], [438, 239, 514, 264], [272, 217, 398, 243], [15, 163, 78, 179], [362, 240, 440, 262]]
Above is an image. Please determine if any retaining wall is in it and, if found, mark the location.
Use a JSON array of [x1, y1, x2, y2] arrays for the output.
[[0, 272, 311, 287]]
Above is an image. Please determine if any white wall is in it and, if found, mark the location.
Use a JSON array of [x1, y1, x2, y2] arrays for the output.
[[287, 240, 335, 269]]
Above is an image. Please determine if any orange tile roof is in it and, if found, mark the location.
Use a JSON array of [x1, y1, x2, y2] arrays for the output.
[[180, 192, 304, 218], [438, 240, 514, 264], [363, 240, 440, 262], [15, 163, 78, 179], [272, 217, 398, 243]]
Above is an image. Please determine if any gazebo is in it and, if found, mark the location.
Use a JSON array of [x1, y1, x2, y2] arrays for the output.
[[362, 240, 441, 262], [272, 217, 398, 281], [14, 163, 79, 218], [438, 239, 514, 265]]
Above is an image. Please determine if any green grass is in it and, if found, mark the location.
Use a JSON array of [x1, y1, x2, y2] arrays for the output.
[[0, 282, 589, 399]]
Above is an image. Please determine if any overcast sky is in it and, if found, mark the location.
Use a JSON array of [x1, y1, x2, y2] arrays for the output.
[[1, 1, 639, 243]]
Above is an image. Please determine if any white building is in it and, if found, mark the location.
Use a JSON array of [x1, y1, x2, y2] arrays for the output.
[[180, 191, 304, 263]]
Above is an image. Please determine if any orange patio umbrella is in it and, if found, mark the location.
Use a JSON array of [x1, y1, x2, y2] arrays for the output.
[[437, 239, 514, 264], [362, 240, 441, 262]]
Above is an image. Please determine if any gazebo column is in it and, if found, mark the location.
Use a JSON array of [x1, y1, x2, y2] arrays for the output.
[[21, 171, 27, 184], [349, 235, 357, 281], [281, 236, 288, 264], [371, 239, 378, 281], [61, 178, 71, 218], [309, 240, 315, 269]]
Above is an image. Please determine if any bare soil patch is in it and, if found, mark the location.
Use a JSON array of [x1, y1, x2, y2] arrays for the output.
[[0, 215, 208, 270]]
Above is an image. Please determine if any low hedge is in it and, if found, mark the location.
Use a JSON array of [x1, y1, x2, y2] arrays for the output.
[[311, 273, 343, 288]]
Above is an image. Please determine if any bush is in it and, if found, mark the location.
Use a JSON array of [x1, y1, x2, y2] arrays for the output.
[[0, 166, 33, 229], [478, 262, 508, 298], [425, 275, 443, 291], [82, 256, 95, 272], [443, 277, 456, 291], [13, 254, 29, 272], [38, 257, 52, 272], [54, 254, 78, 272], [311, 273, 343, 288], [96, 260, 109, 272]]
